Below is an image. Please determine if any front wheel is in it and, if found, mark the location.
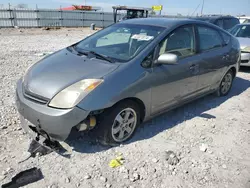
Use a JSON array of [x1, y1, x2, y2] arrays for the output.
[[95, 100, 140, 146], [216, 69, 234, 96]]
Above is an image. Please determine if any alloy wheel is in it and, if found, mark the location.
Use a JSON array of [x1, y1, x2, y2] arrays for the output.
[[111, 108, 137, 142], [221, 72, 233, 95]]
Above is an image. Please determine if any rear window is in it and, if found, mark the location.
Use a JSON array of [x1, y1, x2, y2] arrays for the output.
[[215, 19, 223, 28], [223, 18, 240, 30]]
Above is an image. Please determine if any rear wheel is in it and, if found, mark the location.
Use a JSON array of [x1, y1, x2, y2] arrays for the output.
[[217, 70, 234, 96], [95, 100, 140, 146]]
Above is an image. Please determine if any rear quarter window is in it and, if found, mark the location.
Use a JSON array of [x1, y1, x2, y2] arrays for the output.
[[223, 18, 240, 30]]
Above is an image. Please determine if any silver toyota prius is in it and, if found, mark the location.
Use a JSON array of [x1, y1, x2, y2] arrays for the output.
[[16, 18, 240, 145], [230, 23, 250, 67]]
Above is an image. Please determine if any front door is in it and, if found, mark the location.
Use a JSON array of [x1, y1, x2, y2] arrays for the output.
[[150, 25, 200, 115]]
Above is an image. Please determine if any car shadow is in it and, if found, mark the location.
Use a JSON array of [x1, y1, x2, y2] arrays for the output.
[[65, 76, 250, 154]]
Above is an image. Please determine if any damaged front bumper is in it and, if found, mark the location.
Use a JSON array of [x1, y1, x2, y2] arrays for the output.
[[15, 79, 90, 142]]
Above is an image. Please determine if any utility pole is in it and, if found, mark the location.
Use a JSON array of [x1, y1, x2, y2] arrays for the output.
[[201, 0, 204, 16]]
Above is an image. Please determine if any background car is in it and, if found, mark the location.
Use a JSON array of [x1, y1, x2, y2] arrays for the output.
[[193, 15, 240, 31], [238, 16, 250, 24], [16, 18, 240, 146], [230, 23, 250, 67]]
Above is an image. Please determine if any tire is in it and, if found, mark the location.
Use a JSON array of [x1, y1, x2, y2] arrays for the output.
[[216, 69, 234, 97], [95, 100, 140, 146]]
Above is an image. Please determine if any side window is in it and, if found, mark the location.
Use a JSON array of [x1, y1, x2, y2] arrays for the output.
[[159, 26, 195, 58], [220, 32, 231, 45], [215, 19, 223, 28], [197, 26, 222, 52], [141, 50, 154, 68], [223, 18, 239, 30]]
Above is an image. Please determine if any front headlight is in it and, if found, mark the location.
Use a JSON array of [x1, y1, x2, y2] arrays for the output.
[[243, 46, 250, 52], [49, 79, 103, 109]]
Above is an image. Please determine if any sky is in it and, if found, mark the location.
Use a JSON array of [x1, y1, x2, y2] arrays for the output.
[[0, 0, 249, 16]]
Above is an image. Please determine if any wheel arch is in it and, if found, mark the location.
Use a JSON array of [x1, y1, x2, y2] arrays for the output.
[[219, 65, 237, 85], [230, 66, 236, 78], [111, 97, 146, 123]]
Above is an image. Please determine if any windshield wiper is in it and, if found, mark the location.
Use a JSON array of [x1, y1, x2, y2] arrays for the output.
[[87, 51, 114, 63], [69, 45, 89, 56], [69, 46, 114, 63]]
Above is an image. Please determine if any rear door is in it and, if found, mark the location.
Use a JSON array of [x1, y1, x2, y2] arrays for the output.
[[195, 25, 229, 93]]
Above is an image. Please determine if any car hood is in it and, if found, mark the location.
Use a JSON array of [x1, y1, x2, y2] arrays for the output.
[[23, 49, 119, 99], [237, 37, 250, 50]]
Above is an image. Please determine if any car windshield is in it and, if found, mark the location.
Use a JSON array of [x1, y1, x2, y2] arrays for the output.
[[75, 23, 164, 62], [230, 25, 250, 38]]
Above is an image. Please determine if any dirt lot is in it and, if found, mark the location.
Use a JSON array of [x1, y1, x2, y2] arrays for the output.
[[0, 28, 250, 188]]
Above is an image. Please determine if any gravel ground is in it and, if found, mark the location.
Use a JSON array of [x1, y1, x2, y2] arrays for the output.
[[0, 28, 250, 188]]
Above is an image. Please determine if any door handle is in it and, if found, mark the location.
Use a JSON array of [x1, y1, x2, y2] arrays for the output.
[[189, 64, 197, 70]]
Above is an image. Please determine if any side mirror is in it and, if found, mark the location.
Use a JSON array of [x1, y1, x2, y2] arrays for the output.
[[156, 53, 178, 65]]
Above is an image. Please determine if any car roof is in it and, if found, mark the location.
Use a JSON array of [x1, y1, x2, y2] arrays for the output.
[[192, 15, 238, 22], [119, 17, 213, 28]]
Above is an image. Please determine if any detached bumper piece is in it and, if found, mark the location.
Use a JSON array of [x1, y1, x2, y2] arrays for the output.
[[1, 168, 43, 188], [18, 137, 70, 165], [27, 139, 69, 158]]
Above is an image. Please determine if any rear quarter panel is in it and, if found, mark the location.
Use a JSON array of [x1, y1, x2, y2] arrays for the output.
[[230, 35, 241, 72], [216, 35, 240, 88]]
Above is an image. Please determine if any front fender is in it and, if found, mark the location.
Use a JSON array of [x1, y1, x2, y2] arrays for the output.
[[76, 63, 152, 118]]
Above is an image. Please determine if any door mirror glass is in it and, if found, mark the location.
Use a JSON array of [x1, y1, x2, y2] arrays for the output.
[[156, 53, 178, 65]]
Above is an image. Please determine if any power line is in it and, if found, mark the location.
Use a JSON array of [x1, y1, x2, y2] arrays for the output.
[[191, 3, 200, 16]]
